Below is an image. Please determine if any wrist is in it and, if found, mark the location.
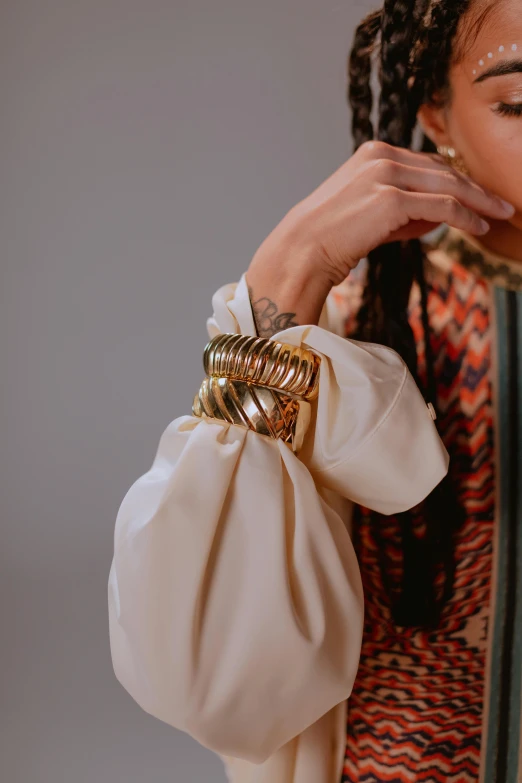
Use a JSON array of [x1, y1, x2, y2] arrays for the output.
[[246, 229, 332, 333]]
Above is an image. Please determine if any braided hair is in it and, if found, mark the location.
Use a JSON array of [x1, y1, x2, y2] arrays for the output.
[[346, 0, 486, 628]]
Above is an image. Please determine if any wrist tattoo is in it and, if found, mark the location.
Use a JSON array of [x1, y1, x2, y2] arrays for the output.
[[248, 285, 299, 338]]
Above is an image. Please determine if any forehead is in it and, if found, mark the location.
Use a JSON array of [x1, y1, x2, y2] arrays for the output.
[[459, 0, 522, 60]]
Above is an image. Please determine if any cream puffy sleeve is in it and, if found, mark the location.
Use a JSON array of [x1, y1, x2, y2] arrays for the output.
[[108, 271, 449, 772]]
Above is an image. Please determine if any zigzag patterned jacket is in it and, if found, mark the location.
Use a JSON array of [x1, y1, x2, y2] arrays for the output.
[[108, 223, 522, 783]]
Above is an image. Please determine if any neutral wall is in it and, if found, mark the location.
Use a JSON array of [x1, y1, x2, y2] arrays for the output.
[[1, 1, 375, 780]]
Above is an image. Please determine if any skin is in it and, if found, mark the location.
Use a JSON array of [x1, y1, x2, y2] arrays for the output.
[[246, 0, 522, 338], [417, 0, 522, 262]]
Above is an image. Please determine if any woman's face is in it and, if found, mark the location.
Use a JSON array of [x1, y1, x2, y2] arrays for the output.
[[418, 0, 522, 231]]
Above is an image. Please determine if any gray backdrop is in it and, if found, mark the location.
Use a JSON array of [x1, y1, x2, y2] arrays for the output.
[[1, 1, 374, 780]]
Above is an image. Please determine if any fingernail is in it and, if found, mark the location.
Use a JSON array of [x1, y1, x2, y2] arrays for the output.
[[479, 219, 490, 233], [498, 199, 516, 215]]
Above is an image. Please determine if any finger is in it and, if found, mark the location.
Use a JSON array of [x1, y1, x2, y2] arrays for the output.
[[392, 189, 491, 236], [380, 161, 513, 219], [384, 145, 456, 173], [357, 140, 457, 174], [327, 141, 460, 199], [390, 219, 446, 242], [359, 142, 507, 204]]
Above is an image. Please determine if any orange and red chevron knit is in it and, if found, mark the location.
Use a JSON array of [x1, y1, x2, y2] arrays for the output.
[[340, 250, 495, 783]]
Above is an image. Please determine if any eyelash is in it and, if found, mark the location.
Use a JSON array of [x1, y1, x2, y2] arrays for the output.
[[493, 101, 522, 117]]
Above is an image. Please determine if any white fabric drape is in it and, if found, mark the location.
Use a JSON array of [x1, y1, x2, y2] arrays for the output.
[[108, 272, 449, 783]]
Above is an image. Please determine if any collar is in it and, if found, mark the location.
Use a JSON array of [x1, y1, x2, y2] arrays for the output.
[[420, 224, 522, 292]]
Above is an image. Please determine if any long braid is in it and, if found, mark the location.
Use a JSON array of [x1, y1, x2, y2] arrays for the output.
[[346, 0, 472, 628], [410, 0, 475, 109], [351, 0, 422, 369], [347, 9, 382, 147]]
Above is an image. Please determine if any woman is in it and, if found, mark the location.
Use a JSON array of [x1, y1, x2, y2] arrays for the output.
[[108, 0, 522, 781]]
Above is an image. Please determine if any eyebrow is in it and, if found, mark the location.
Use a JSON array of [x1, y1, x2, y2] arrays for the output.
[[473, 57, 522, 83]]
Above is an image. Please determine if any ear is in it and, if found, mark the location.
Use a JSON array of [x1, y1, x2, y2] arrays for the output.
[[416, 101, 453, 148]]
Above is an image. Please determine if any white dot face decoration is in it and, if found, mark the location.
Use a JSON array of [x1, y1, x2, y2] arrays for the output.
[[471, 43, 521, 77]]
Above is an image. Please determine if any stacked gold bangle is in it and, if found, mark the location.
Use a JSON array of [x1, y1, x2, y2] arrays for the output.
[[192, 333, 321, 449]]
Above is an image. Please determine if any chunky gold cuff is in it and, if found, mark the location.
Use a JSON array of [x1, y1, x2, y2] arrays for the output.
[[202, 333, 321, 400], [192, 333, 321, 450], [192, 375, 303, 445]]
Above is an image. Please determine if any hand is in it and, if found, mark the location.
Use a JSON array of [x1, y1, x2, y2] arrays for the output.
[[246, 139, 515, 335]]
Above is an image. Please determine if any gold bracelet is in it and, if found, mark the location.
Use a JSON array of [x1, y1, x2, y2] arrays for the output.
[[192, 375, 303, 445], [202, 333, 321, 400], [191, 332, 321, 449]]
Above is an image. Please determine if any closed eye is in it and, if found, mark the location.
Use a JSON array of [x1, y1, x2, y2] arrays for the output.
[[493, 101, 522, 117]]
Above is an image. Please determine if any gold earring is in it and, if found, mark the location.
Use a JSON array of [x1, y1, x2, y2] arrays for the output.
[[436, 144, 470, 176]]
